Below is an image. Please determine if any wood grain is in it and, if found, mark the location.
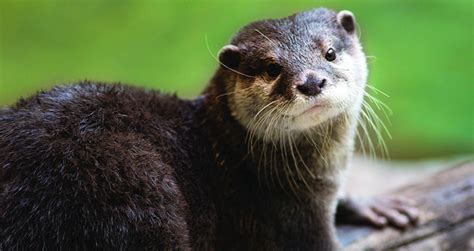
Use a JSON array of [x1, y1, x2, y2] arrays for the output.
[[337, 161, 474, 250]]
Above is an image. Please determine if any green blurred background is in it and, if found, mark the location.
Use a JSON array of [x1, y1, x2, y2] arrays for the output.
[[0, 0, 472, 159]]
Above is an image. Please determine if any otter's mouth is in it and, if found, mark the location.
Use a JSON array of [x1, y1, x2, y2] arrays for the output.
[[303, 104, 323, 114], [298, 101, 325, 116]]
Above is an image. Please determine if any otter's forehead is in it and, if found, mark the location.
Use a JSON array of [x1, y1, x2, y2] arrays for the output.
[[231, 8, 351, 63]]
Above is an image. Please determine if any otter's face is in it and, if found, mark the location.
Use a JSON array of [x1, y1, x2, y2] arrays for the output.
[[218, 8, 367, 138]]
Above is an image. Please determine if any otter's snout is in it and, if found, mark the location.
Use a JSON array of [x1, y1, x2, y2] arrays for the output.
[[296, 75, 326, 96]]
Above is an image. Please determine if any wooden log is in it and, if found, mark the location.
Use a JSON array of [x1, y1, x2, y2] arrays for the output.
[[337, 161, 474, 250]]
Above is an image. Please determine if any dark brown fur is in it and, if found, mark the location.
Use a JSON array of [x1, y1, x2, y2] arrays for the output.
[[1, 8, 418, 251], [0, 78, 340, 249]]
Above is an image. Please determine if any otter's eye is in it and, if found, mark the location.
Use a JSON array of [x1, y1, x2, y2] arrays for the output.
[[325, 48, 336, 61], [265, 63, 282, 78]]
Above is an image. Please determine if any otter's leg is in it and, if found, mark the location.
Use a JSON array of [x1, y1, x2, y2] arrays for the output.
[[335, 197, 419, 228]]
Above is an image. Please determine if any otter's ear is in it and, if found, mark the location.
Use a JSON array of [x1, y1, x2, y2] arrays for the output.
[[337, 10, 356, 34], [218, 45, 240, 69]]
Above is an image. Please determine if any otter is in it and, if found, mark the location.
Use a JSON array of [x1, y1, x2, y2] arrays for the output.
[[0, 8, 418, 250]]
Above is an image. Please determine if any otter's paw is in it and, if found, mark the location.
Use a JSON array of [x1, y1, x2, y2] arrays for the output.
[[336, 196, 419, 229]]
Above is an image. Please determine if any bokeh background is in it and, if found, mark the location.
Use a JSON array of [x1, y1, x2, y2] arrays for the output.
[[0, 0, 472, 160]]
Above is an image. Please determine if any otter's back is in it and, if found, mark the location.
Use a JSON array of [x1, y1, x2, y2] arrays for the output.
[[0, 82, 202, 249]]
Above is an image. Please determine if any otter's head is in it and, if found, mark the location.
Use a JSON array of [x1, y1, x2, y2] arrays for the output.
[[217, 8, 367, 139]]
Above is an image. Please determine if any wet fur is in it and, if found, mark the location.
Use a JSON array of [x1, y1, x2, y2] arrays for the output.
[[1, 8, 365, 250]]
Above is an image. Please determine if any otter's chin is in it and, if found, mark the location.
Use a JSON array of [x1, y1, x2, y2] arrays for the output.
[[290, 105, 344, 131]]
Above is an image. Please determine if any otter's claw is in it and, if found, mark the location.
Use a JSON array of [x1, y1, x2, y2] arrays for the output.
[[336, 196, 419, 229]]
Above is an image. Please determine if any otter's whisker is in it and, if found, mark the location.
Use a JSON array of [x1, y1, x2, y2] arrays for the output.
[[261, 104, 282, 185], [249, 102, 283, 189], [205, 35, 255, 78], [288, 133, 314, 194], [215, 89, 248, 100], [292, 132, 316, 179], [264, 104, 284, 190], [364, 90, 392, 123], [362, 99, 392, 140], [246, 100, 279, 153], [273, 103, 296, 197], [360, 103, 390, 159], [357, 112, 376, 159], [366, 84, 390, 97], [254, 29, 279, 47]]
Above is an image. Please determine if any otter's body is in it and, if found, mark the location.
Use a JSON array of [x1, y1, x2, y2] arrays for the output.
[[1, 8, 418, 250], [0, 82, 343, 250], [0, 84, 214, 249]]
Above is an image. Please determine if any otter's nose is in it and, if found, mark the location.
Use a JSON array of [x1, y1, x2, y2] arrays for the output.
[[296, 76, 326, 96]]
